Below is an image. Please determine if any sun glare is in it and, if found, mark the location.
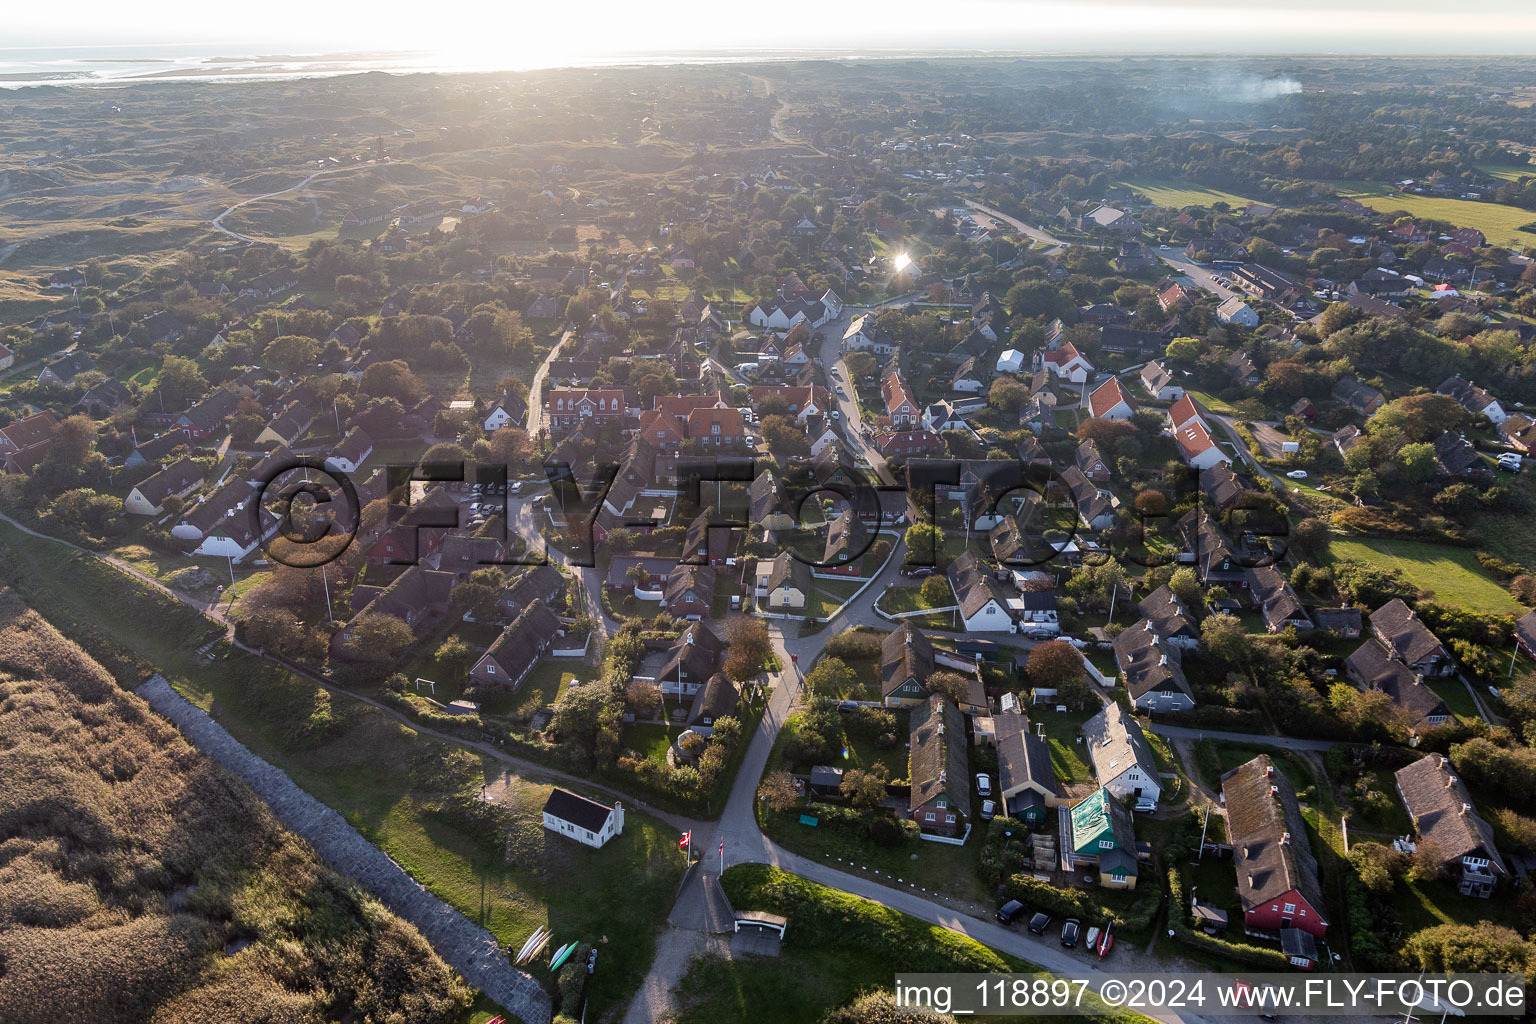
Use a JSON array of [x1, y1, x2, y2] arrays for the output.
[[893, 252, 912, 271]]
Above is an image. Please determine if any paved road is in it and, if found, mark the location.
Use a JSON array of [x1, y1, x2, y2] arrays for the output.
[[523, 327, 573, 439], [965, 199, 1068, 252], [1146, 722, 1337, 752], [1157, 250, 1238, 302]]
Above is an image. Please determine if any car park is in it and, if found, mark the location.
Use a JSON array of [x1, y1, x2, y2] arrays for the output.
[[1028, 912, 1051, 935], [996, 900, 1025, 925], [975, 773, 992, 797], [1061, 918, 1081, 947]]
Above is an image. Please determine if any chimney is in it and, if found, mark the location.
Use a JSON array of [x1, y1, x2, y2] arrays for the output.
[[1264, 764, 1274, 778], [1281, 831, 1291, 845], [1270, 785, 1280, 799], [1447, 775, 1457, 788], [1461, 803, 1471, 815], [1247, 873, 1256, 888]]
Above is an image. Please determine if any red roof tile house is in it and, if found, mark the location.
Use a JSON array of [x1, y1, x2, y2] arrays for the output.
[[1222, 755, 1329, 944], [1035, 342, 1094, 384], [1087, 376, 1138, 421], [546, 388, 625, 436], [881, 368, 920, 428], [0, 411, 60, 474], [686, 406, 747, 446]]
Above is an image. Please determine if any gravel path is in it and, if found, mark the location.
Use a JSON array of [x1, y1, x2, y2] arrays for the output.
[[136, 675, 552, 1024]]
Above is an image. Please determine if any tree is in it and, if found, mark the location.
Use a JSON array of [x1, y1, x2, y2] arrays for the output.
[[758, 769, 800, 812], [919, 574, 952, 606], [154, 355, 207, 408], [360, 360, 425, 403], [904, 522, 943, 564], [760, 414, 809, 458], [1401, 924, 1536, 975], [987, 376, 1029, 413], [626, 677, 661, 716], [722, 615, 772, 681], [1026, 640, 1084, 691], [434, 636, 474, 684], [1371, 394, 1466, 443], [343, 613, 415, 666], [806, 656, 857, 696], [1164, 336, 1201, 362], [1200, 613, 1251, 667], [1168, 566, 1202, 606], [840, 768, 888, 809], [1397, 441, 1438, 482], [1063, 558, 1126, 612], [844, 351, 876, 379], [925, 671, 971, 706], [1288, 517, 1331, 562], [264, 334, 320, 374]]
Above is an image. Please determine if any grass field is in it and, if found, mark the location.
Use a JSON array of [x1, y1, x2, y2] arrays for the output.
[[1328, 180, 1536, 246], [1327, 537, 1527, 616], [0, 519, 684, 1019], [1120, 179, 1269, 210]]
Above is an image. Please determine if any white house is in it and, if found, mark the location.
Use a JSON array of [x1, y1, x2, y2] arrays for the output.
[[1036, 342, 1094, 384], [1216, 296, 1261, 327], [949, 552, 1016, 633], [842, 314, 894, 355], [1081, 703, 1163, 808], [324, 427, 374, 475], [1138, 360, 1184, 401], [482, 389, 528, 431], [1167, 394, 1206, 434], [1087, 377, 1138, 421], [541, 788, 625, 849], [995, 348, 1025, 374], [1173, 420, 1232, 470]]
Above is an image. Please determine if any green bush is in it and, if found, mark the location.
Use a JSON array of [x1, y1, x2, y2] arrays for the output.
[[1002, 874, 1159, 930]]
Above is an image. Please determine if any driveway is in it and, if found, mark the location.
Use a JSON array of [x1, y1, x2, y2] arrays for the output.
[[1157, 251, 1238, 302]]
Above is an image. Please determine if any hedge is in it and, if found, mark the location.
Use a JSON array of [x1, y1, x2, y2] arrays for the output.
[[1002, 874, 1160, 931], [1166, 867, 1292, 969]]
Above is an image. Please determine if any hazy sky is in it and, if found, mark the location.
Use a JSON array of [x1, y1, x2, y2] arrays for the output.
[[8, 0, 1536, 57]]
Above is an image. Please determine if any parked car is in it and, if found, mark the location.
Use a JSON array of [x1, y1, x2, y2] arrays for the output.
[[837, 700, 859, 714], [996, 900, 1025, 925], [975, 773, 992, 797], [980, 799, 997, 821], [1028, 912, 1051, 935], [509, 481, 523, 494], [1025, 628, 1055, 640], [1285, 470, 1308, 479], [830, 409, 841, 419], [901, 565, 934, 577], [1061, 918, 1081, 948]]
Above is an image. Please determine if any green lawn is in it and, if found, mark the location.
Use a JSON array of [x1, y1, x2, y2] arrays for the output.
[[1426, 677, 1481, 721], [623, 722, 676, 765], [874, 580, 952, 615], [1327, 537, 1527, 616], [1328, 180, 1536, 247], [1029, 705, 1095, 785], [1120, 179, 1269, 210], [499, 660, 593, 718], [757, 713, 989, 903]]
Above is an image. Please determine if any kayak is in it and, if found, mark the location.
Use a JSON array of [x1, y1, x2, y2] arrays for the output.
[[514, 926, 547, 965], [550, 941, 579, 971], [1084, 926, 1101, 950], [1097, 929, 1113, 959]]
